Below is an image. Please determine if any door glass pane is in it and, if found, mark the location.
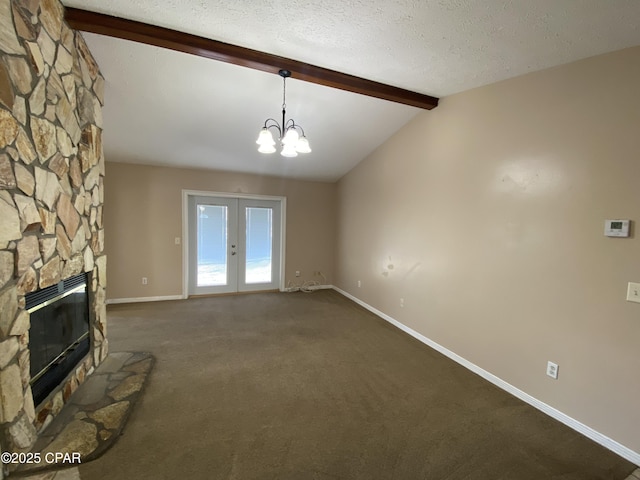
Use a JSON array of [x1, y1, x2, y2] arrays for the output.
[[245, 207, 272, 284], [197, 205, 227, 286]]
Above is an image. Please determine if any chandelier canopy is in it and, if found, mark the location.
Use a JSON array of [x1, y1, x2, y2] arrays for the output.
[[256, 69, 311, 158]]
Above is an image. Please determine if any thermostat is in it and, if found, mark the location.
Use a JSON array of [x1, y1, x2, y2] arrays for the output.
[[604, 219, 630, 237]]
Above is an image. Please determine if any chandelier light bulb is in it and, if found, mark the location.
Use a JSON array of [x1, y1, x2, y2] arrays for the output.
[[256, 128, 275, 146], [282, 127, 299, 146], [281, 144, 298, 157], [258, 143, 277, 154], [295, 136, 311, 153]]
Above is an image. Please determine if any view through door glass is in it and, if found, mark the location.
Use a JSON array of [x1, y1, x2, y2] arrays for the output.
[[197, 204, 228, 287], [245, 207, 273, 284]]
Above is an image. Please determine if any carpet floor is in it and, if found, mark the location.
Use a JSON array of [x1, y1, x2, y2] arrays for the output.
[[77, 290, 635, 480]]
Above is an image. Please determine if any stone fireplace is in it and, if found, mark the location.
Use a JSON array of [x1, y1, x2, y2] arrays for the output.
[[0, 0, 107, 459]]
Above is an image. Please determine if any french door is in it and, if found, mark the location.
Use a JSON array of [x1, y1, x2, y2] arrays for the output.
[[188, 195, 282, 295]]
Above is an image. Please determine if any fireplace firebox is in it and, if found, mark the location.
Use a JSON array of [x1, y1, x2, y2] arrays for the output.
[[26, 273, 90, 406]]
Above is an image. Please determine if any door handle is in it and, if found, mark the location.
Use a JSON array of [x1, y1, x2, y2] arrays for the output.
[[231, 251, 236, 256]]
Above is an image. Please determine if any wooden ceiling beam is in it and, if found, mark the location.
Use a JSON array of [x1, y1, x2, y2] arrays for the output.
[[64, 7, 439, 110]]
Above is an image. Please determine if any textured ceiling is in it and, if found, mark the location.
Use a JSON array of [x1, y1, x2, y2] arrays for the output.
[[81, 33, 420, 182], [61, 0, 640, 181]]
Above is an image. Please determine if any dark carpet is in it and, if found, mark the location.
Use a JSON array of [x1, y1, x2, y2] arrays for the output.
[[79, 290, 635, 480]]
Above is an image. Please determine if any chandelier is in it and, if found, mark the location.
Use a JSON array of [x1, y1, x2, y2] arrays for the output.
[[256, 69, 311, 157]]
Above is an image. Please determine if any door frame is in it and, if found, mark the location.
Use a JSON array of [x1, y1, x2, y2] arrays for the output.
[[181, 190, 287, 298]]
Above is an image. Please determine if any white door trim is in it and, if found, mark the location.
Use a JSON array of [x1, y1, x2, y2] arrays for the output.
[[181, 190, 287, 298]]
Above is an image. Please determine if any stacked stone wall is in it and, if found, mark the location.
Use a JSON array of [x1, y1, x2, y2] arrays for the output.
[[0, 0, 106, 456]]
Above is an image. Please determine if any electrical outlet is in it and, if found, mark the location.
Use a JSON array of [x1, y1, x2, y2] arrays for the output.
[[142, 277, 148, 285], [627, 282, 640, 303], [400, 298, 405, 308], [546, 361, 558, 379], [357, 280, 361, 288], [175, 237, 181, 245], [295, 270, 301, 277]]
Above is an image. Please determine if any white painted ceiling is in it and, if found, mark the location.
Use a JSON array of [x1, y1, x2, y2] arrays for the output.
[[62, 0, 640, 182]]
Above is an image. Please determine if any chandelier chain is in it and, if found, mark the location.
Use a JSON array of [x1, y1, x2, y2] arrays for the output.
[[282, 75, 287, 111]]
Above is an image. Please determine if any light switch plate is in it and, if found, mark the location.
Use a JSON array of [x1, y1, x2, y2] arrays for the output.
[[627, 282, 640, 303]]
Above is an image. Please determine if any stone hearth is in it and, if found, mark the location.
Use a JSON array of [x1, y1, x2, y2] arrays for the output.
[[0, 0, 106, 468], [15, 352, 154, 476]]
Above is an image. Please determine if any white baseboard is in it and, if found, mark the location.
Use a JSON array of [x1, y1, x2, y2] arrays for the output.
[[106, 295, 185, 305], [332, 286, 640, 466]]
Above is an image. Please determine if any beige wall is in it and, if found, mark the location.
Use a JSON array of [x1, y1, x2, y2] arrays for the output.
[[335, 47, 640, 454], [104, 162, 335, 299]]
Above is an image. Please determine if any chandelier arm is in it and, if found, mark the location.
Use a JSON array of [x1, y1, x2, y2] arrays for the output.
[[263, 118, 282, 138], [284, 119, 306, 137], [263, 118, 280, 127]]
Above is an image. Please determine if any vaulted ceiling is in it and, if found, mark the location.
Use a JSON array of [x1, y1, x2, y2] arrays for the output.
[[61, 0, 640, 182]]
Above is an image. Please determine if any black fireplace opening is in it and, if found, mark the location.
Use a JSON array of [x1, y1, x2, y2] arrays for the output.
[[26, 273, 90, 406]]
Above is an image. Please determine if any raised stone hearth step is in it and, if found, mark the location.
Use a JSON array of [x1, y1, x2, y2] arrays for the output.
[[11, 352, 154, 477]]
